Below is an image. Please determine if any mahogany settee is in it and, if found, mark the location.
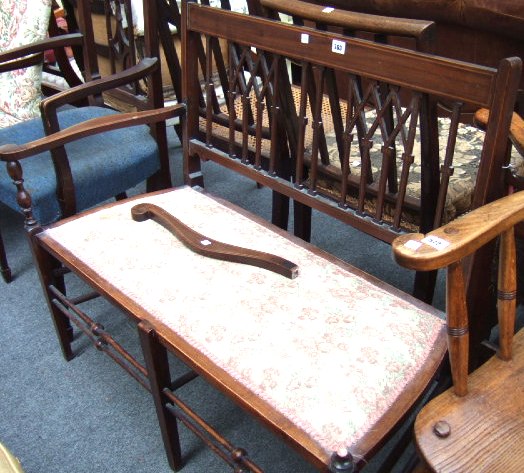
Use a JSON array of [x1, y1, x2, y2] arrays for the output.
[[15, 0, 522, 471]]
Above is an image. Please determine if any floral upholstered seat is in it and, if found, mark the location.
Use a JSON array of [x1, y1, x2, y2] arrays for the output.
[[39, 186, 447, 461]]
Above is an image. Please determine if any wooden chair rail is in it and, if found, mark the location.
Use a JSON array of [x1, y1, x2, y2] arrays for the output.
[[0, 105, 185, 161], [259, 0, 435, 47], [0, 33, 84, 66], [40, 57, 158, 123], [186, 4, 503, 107]]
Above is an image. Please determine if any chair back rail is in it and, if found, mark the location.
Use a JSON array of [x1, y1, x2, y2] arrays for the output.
[[259, 0, 436, 52]]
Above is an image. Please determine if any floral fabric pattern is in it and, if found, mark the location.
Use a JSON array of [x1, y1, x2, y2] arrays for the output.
[[43, 187, 446, 456], [0, 0, 52, 127], [320, 116, 487, 225], [219, 87, 519, 230]]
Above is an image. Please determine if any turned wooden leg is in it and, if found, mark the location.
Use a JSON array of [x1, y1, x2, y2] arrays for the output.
[[271, 191, 289, 231], [293, 201, 312, 242], [413, 269, 438, 304]]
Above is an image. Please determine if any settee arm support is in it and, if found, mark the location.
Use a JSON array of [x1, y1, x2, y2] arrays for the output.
[[393, 191, 523, 395]]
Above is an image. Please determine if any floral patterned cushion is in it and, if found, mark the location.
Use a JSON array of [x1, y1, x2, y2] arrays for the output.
[[321, 117, 490, 225], [0, 0, 52, 128], [42, 186, 446, 458], [217, 87, 520, 229]]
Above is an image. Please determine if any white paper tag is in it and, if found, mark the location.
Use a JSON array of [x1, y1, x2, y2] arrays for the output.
[[322, 7, 335, 13], [404, 240, 422, 251], [421, 235, 450, 251], [301, 33, 310, 44], [332, 39, 346, 55], [200, 239, 212, 246]]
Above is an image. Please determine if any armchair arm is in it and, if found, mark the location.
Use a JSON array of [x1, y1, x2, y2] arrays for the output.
[[393, 184, 524, 397], [0, 104, 186, 161], [0, 33, 84, 73], [475, 108, 524, 157], [40, 57, 159, 132], [392, 191, 524, 271], [260, 0, 435, 45]]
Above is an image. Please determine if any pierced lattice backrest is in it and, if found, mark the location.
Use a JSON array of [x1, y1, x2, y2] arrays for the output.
[[183, 3, 521, 245]]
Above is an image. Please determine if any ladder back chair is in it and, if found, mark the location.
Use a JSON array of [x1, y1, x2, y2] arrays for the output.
[[0, 0, 178, 282], [182, 2, 521, 361]]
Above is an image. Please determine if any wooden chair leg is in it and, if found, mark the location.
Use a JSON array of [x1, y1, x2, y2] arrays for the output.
[[271, 191, 289, 231], [293, 201, 312, 242], [138, 321, 183, 471], [413, 269, 438, 304], [0, 224, 12, 283], [29, 230, 74, 359]]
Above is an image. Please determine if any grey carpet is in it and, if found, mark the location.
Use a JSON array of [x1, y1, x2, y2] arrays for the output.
[[0, 127, 448, 473]]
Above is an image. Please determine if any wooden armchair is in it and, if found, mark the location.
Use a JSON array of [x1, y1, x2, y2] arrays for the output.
[[393, 191, 524, 472], [0, 0, 179, 282]]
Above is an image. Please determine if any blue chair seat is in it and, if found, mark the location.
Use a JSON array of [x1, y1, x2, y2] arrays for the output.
[[0, 106, 160, 225]]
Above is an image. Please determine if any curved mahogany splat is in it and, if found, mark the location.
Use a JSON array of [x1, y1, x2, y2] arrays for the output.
[[131, 203, 299, 279]]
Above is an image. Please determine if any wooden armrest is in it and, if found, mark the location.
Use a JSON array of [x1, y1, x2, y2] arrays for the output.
[[0, 33, 84, 74], [474, 108, 524, 157], [260, 0, 435, 41], [40, 57, 159, 121], [0, 104, 185, 161], [392, 191, 524, 271]]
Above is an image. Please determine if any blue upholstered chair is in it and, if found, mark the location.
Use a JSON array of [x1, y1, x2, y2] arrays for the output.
[[0, 0, 180, 282]]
